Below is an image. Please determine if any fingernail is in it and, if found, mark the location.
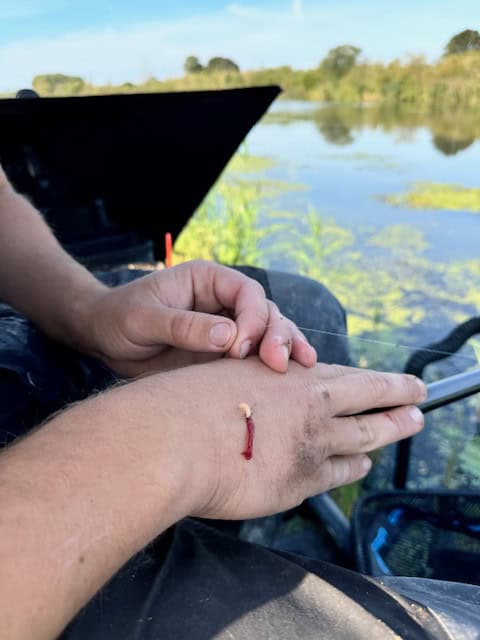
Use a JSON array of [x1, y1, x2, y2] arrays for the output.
[[409, 406, 424, 425], [239, 340, 252, 359], [362, 456, 372, 472], [209, 323, 231, 347], [281, 345, 289, 363]]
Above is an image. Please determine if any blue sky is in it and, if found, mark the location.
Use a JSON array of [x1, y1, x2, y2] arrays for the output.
[[1, 1, 479, 92]]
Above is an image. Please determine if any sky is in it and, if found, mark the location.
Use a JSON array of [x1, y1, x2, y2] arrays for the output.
[[1, 0, 479, 92]]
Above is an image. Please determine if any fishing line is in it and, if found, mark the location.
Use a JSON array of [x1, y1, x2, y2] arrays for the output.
[[293, 326, 479, 363]]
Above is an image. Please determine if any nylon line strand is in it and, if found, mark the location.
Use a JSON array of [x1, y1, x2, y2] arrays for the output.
[[292, 326, 478, 363]]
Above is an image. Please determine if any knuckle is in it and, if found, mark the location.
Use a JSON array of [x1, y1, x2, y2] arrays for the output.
[[189, 258, 208, 270], [406, 374, 426, 400], [268, 299, 280, 314], [306, 379, 332, 414], [365, 372, 390, 401], [315, 363, 333, 377], [251, 279, 266, 299], [255, 306, 269, 326], [187, 259, 211, 281], [328, 364, 344, 377], [170, 313, 196, 344], [382, 410, 403, 439], [320, 458, 334, 491], [329, 457, 351, 490], [355, 415, 376, 449]]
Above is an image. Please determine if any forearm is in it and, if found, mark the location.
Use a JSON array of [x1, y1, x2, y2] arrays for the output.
[[0, 373, 200, 640], [0, 356, 426, 639], [0, 180, 107, 346]]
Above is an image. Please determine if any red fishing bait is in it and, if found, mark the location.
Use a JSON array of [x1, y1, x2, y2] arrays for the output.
[[238, 403, 255, 460]]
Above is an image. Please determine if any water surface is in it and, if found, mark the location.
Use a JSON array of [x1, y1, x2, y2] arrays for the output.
[[241, 101, 480, 488]]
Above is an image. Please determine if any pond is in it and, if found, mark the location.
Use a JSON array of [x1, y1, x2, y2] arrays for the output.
[[255, 100, 480, 263], [178, 99, 480, 494]]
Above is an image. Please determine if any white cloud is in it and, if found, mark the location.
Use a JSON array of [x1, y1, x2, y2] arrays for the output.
[[0, 5, 301, 90], [1, 1, 479, 92]]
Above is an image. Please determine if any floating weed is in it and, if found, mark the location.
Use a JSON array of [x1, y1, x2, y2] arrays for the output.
[[226, 153, 276, 174], [384, 182, 480, 213], [175, 149, 480, 509]]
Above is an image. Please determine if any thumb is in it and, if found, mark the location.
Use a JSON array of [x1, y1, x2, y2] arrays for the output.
[[147, 307, 238, 353]]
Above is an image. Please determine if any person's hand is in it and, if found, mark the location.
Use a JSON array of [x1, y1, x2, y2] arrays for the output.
[[77, 260, 317, 377], [0, 351, 426, 640], [135, 357, 427, 521]]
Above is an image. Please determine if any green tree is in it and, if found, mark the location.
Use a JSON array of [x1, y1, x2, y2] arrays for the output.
[[32, 74, 85, 96], [184, 55, 204, 74], [320, 45, 361, 78], [206, 57, 240, 73], [444, 29, 480, 55]]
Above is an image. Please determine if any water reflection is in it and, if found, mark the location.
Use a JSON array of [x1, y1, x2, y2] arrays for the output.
[[315, 110, 354, 145], [248, 101, 480, 490], [432, 135, 474, 155], [265, 103, 480, 156]]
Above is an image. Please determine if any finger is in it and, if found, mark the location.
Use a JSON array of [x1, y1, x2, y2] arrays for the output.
[[191, 263, 270, 360], [227, 280, 270, 360], [314, 454, 372, 493], [258, 302, 316, 372], [139, 305, 238, 353], [323, 369, 427, 416], [327, 405, 425, 456], [291, 331, 317, 367], [172, 260, 268, 358], [314, 362, 366, 379]]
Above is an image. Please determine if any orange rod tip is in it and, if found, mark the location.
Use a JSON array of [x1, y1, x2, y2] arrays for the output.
[[165, 232, 173, 268]]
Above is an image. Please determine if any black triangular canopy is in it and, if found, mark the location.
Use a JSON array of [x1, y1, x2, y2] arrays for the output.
[[0, 86, 280, 263]]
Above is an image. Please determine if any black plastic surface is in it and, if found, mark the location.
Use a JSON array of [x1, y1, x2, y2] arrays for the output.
[[0, 86, 280, 259]]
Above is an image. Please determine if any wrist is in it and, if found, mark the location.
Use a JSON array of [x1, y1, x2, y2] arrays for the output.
[[87, 372, 211, 534], [106, 362, 245, 522], [60, 280, 110, 356]]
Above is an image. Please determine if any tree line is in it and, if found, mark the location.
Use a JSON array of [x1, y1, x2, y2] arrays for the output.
[[182, 30, 480, 78], [30, 29, 480, 110]]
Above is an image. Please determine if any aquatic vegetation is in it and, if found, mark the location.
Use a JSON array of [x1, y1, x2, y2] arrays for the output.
[[174, 177, 265, 266], [175, 150, 480, 506], [174, 152, 296, 266], [385, 182, 480, 213], [176, 151, 480, 366], [226, 152, 275, 174]]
